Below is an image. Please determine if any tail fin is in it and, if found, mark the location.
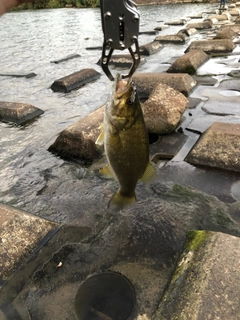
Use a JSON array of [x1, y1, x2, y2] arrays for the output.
[[108, 191, 136, 212]]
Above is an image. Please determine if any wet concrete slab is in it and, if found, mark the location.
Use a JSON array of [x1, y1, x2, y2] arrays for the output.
[[0, 203, 59, 287], [154, 231, 240, 320], [50, 68, 101, 93], [167, 49, 209, 74], [0, 72, 36, 78], [0, 101, 44, 125], [186, 122, 240, 172], [50, 53, 81, 64]]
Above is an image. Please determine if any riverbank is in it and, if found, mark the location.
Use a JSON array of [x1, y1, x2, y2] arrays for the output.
[[12, 0, 218, 11]]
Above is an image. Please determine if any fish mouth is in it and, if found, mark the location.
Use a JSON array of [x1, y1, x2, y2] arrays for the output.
[[114, 74, 132, 98]]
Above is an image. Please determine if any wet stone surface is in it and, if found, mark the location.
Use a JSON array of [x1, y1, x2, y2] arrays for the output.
[[1, 3, 240, 319]]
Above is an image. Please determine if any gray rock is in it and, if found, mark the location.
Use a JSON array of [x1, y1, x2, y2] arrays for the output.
[[178, 27, 197, 36], [154, 34, 185, 44], [154, 230, 240, 320], [97, 54, 146, 68], [165, 19, 186, 25], [139, 41, 163, 56], [133, 72, 197, 99], [186, 20, 214, 29], [50, 53, 81, 64], [48, 105, 104, 163], [167, 49, 209, 74], [187, 122, 240, 172], [142, 82, 189, 134], [0, 203, 59, 287], [213, 27, 236, 39], [50, 68, 101, 93], [0, 72, 36, 78], [185, 39, 236, 54], [0, 101, 44, 125]]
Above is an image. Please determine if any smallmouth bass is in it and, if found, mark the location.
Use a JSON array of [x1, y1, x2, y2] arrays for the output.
[[97, 74, 155, 211]]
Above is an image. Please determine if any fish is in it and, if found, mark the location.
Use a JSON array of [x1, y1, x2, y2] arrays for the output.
[[98, 73, 155, 211]]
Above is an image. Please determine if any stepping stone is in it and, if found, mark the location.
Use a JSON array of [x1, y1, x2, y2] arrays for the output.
[[186, 122, 240, 172], [48, 105, 104, 163], [0, 203, 59, 287], [165, 19, 186, 25], [178, 27, 197, 36], [97, 54, 146, 68], [139, 30, 158, 35], [154, 231, 240, 320], [50, 68, 101, 93], [0, 101, 44, 125], [50, 53, 80, 64], [86, 46, 102, 50], [186, 20, 213, 29], [139, 41, 163, 56], [167, 49, 209, 75], [133, 72, 197, 99], [213, 27, 236, 39], [0, 72, 36, 78], [155, 34, 185, 44], [185, 39, 235, 54]]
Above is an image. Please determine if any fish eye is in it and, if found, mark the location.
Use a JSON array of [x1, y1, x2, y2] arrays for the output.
[[127, 98, 134, 105]]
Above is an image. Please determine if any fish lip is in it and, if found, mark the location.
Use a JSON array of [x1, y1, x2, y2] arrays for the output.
[[114, 74, 132, 98]]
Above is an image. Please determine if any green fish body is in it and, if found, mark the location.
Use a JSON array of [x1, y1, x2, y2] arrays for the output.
[[101, 74, 155, 211]]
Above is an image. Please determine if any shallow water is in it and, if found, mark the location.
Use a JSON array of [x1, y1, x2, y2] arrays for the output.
[[0, 3, 215, 212]]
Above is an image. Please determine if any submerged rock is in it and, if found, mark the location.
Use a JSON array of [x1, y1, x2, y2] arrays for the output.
[[0, 101, 44, 125], [50, 68, 101, 93]]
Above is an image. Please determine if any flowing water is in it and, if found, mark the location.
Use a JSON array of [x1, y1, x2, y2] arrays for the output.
[[0, 3, 215, 213]]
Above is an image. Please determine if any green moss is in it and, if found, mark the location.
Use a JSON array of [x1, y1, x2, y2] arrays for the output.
[[185, 230, 208, 251], [167, 184, 210, 205], [215, 208, 232, 228]]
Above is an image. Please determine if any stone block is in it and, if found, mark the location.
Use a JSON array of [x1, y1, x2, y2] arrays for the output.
[[48, 105, 104, 163], [139, 41, 163, 56], [213, 27, 236, 39], [221, 23, 240, 33], [0, 203, 59, 286], [186, 20, 213, 29], [142, 82, 189, 134], [165, 19, 186, 25], [50, 53, 81, 64], [167, 49, 209, 74], [50, 68, 101, 93], [133, 72, 197, 99], [0, 101, 44, 125], [0, 72, 36, 78], [154, 34, 185, 44], [153, 230, 240, 320], [139, 30, 158, 35], [178, 27, 197, 36], [97, 54, 146, 68], [185, 39, 235, 54], [186, 122, 240, 172]]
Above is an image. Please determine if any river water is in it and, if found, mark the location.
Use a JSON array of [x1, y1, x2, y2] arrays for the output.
[[0, 3, 215, 215]]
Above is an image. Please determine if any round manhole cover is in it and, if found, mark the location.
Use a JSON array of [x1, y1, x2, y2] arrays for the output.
[[75, 271, 135, 320]]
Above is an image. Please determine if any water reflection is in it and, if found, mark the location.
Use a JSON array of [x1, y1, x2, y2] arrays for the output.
[[0, 3, 214, 211]]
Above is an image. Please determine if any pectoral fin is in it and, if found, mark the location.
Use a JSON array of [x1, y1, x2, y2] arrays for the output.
[[140, 162, 156, 183], [100, 164, 115, 178], [95, 124, 104, 146]]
